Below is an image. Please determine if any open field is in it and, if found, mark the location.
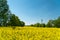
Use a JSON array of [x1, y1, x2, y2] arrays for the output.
[[0, 27, 60, 40]]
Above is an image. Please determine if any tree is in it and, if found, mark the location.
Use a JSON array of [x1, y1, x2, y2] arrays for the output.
[[47, 20, 53, 27], [0, 0, 25, 27], [46, 16, 60, 28], [41, 23, 45, 27], [7, 14, 25, 27], [53, 17, 60, 27], [7, 14, 20, 26], [0, 0, 10, 26], [30, 24, 34, 26], [20, 21, 25, 27], [34, 23, 41, 27]]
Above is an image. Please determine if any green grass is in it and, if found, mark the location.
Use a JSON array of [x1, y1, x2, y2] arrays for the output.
[[0, 27, 60, 40]]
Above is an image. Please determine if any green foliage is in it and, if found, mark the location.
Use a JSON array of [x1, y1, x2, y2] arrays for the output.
[[20, 21, 25, 27], [0, 0, 25, 27], [47, 16, 60, 28], [0, 0, 9, 26], [53, 17, 60, 27], [7, 14, 25, 27], [34, 23, 41, 27], [47, 20, 53, 27], [41, 23, 46, 27], [30, 23, 46, 27], [7, 14, 20, 26], [30, 24, 34, 26]]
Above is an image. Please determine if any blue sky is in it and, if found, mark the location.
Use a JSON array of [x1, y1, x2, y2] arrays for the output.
[[7, 0, 60, 25]]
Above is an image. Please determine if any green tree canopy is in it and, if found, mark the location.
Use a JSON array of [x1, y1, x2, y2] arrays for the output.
[[47, 16, 60, 27], [0, 0, 25, 27], [53, 17, 60, 27], [0, 0, 9, 26], [7, 14, 25, 27]]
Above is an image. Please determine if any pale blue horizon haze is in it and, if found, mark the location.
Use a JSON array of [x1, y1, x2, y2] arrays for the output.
[[7, 0, 60, 25]]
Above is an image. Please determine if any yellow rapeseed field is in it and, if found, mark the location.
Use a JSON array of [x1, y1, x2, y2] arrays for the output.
[[0, 27, 60, 40]]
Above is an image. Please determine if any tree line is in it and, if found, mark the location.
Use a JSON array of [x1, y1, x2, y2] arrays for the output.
[[0, 0, 25, 27], [30, 16, 60, 28]]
